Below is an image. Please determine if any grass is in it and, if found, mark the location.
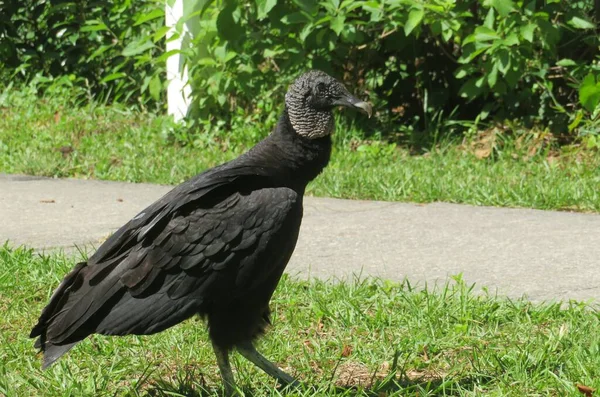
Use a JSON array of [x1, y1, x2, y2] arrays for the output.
[[1, 244, 599, 396], [1, 89, 600, 212], [1, 88, 599, 395]]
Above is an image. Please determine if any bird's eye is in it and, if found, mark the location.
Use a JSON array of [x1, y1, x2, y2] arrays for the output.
[[316, 82, 326, 94]]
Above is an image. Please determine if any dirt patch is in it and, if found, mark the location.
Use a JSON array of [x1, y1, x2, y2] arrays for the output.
[[335, 360, 388, 388]]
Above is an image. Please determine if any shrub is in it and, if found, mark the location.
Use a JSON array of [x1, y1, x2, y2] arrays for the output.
[[1, 0, 598, 142], [183, 0, 599, 141], [0, 0, 166, 108]]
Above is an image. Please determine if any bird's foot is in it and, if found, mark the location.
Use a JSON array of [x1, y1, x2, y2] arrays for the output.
[[236, 341, 302, 390], [222, 382, 238, 397]]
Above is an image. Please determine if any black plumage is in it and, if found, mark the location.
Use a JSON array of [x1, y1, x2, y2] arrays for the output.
[[30, 70, 372, 394]]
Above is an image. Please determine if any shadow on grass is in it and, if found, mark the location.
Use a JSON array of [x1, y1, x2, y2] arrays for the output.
[[144, 370, 494, 396], [365, 373, 494, 396]]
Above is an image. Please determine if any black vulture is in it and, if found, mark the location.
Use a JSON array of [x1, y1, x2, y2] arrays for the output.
[[30, 70, 372, 394]]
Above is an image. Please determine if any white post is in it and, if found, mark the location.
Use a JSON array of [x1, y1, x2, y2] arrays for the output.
[[165, 0, 192, 122]]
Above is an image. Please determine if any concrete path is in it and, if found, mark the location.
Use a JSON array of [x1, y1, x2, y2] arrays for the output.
[[1, 173, 599, 303]]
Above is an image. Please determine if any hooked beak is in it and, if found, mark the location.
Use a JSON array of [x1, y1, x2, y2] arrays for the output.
[[333, 93, 373, 118]]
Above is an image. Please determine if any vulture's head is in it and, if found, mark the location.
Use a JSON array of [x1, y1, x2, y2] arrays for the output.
[[285, 70, 372, 139]]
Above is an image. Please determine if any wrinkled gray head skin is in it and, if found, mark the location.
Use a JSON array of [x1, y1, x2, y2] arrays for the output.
[[285, 70, 372, 139]]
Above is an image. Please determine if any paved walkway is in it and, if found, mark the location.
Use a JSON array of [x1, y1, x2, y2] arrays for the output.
[[2, 173, 599, 303]]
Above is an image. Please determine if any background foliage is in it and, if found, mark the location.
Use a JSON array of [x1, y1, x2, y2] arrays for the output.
[[1, 0, 599, 144], [0, 0, 166, 108]]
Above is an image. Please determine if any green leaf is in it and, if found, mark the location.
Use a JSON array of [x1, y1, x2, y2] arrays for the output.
[[263, 47, 283, 57], [484, 7, 495, 29], [363, 2, 383, 22], [87, 45, 113, 61], [454, 66, 472, 79], [497, 50, 511, 75], [80, 21, 108, 32], [586, 135, 598, 149], [325, 0, 340, 11], [294, 0, 319, 14], [458, 44, 491, 63], [569, 16, 596, 30], [314, 15, 332, 26], [256, 0, 277, 20], [480, 102, 494, 120], [579, 73, 600, 112], [330, 15, 345, 35], [156, 49, 182, 63], [341, 25, 363, 43], [520, 23, 536, 42], [474, 26, 500, 42], [556, 59, 576, 67], [153, 26, 171, 43], [134, 9, 164, 26], [430, 21, 442, 36], [341, 0, 363, 12], [149, 75, 161, 101], [122, 40, 154, 57], [404, 8, 424, 36], [281, 12, 311, 24], [299, 23, 314, 41], [568, 110, 584, 132], [458, 76, 485, 100], [487, 0, 514, 17], [141, 75, 151, 94], [442, 22, 453, 42], [100, 72, 126, 84], [488, 63, 498, 88], [315, 28, 330, 46], [423, 3, 444, 13], [224, 52, 237, 63], [503, 32, 519, 46], [197, 57, 218, 66], [214, 45, 227, 62], [435, 20, 454, 42]]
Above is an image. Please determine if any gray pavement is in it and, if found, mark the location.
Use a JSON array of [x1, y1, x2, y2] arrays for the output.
[[1, 173, 599, 303]]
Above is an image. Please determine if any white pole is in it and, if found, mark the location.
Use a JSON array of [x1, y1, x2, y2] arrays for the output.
[[165, 0, 192, 122]]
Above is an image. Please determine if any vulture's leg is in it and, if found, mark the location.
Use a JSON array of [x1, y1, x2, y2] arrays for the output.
[[212, 341, 236, 396], [236, 341, 299, 387]]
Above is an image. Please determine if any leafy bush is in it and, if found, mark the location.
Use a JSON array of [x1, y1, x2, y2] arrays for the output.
[[1, 0, 598, 143], [181, 0, 599, 142], [0, 0, 166, 108]]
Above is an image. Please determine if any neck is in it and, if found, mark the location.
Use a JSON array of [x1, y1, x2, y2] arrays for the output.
[[237, 110, 332, 191], [285, 96, 334, 139]]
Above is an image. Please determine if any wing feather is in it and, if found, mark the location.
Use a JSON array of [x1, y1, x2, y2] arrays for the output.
[[32, 184, 300, 348]]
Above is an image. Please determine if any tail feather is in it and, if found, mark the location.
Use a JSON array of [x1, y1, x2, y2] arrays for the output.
[[31, 251, 205, 369], [30, 262, 87, 339], [30, 262, 88, 368], [41, 341, 79, 369]]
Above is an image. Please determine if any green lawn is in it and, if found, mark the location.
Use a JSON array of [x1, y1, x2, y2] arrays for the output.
[[1, 245, 599, 396], [2, 91, 599, 395], [1, 91, 599, 212]]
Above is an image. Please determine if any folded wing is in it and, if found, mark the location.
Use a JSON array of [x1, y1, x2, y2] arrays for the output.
[[31, 182, 300, 368]]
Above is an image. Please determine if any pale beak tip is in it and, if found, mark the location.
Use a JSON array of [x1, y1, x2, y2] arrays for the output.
[[354, 101, 373, 118]]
